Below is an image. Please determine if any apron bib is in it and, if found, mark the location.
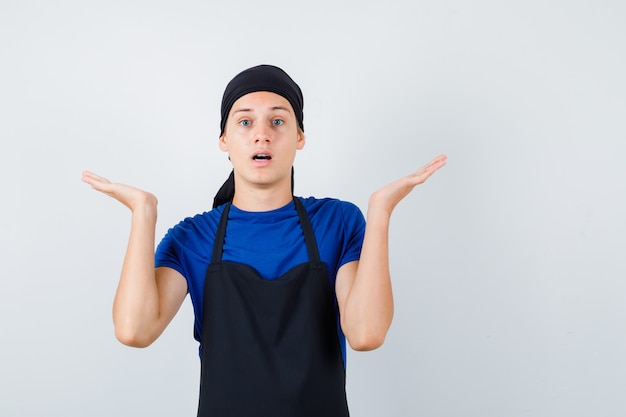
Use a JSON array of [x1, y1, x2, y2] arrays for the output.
[[197, 197, 349, 417]]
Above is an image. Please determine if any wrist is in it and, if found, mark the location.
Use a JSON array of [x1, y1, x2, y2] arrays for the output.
[[131, 196, 158, 220], [367, 192, 395, 218]]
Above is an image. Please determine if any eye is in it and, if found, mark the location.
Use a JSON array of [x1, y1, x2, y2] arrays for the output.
[[239, 119, 251, 127], [272, 119, 284, 126]]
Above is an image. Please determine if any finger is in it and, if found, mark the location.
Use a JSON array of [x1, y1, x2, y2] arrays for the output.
[[422, 155, 447, 174], [82, 176, 116, 196], [82, 171, 98, 184], [408, 170, 435, 184], [412, 155, 447, 175], [82, 171, 113, 189], [407, 156, 447, 183], [82, 171, 110, 183], [425, 154, 447, 170]]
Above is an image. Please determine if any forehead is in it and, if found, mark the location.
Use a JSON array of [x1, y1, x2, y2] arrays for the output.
[[230, 91, 294, 113]]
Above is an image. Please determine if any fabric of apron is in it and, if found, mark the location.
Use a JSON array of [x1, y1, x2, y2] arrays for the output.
[[197, 197, 349, 417]]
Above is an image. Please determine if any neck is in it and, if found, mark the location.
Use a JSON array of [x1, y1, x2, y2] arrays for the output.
[[231, 182, 293, 212]]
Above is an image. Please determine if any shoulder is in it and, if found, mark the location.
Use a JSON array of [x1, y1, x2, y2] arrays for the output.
[[297, 196, 365, 231], [160, 205, 225, 245], [297, 197, 365, 269], [298, 196, 362, 217]]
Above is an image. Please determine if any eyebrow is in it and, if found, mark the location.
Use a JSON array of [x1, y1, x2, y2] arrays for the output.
[[233, 106, 292, 114]]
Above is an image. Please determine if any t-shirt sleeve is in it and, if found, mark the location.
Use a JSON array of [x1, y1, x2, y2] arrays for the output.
[[154, 225, 188, 280], [338, 201, 366, 268], [154, 210, 218, 296]]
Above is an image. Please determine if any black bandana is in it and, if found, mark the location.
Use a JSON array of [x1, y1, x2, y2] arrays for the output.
[[219, 64, 304, 135]]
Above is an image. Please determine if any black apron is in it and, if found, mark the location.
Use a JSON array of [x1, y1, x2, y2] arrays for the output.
[[197, 197, 350, 417]]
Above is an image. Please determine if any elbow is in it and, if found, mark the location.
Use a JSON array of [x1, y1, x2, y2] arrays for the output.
[[345, 329, 388, 352], [342, 311, 393, 351], [114, 326, 155, 348]]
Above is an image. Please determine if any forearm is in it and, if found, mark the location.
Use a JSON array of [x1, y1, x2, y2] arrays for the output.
[[341, 201, 394, 351], [113, 201, 160, 347], [336, 155, 447, 350]]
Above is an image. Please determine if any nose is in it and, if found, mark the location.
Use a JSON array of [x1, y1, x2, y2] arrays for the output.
[[253, 123, 271, 143]]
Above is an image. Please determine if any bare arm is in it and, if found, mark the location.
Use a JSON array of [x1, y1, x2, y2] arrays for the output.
[[336, 155, 447, 351], [82, 171, 187, 347]]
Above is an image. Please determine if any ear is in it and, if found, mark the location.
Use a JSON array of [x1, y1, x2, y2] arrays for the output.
[[296, 129, 305, 150], [219, 134, 228, 152]]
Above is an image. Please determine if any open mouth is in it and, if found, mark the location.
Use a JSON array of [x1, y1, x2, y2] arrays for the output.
[[253, 153, 272, 161]]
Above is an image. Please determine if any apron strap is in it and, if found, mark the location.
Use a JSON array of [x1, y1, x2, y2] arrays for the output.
[[293, 197, 321, 263], [211, 202, 231, 264], [211, 198, 321, 264]]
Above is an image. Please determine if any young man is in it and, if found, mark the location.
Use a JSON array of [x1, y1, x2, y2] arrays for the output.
[[82, 64, 446, 416]]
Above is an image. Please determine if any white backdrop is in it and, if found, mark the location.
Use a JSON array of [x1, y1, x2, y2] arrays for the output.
[[1, 1, 625, 416]]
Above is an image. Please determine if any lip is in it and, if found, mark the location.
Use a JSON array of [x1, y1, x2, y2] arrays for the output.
[[251, 150, 273, 166], [251, 150, 273, 159]]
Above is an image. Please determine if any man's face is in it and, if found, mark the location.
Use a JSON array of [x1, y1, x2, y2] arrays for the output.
[[219, 91, 305, 191]]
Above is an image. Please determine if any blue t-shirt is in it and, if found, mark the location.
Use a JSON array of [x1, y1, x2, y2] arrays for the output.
[[155, 197, 366, 362]]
